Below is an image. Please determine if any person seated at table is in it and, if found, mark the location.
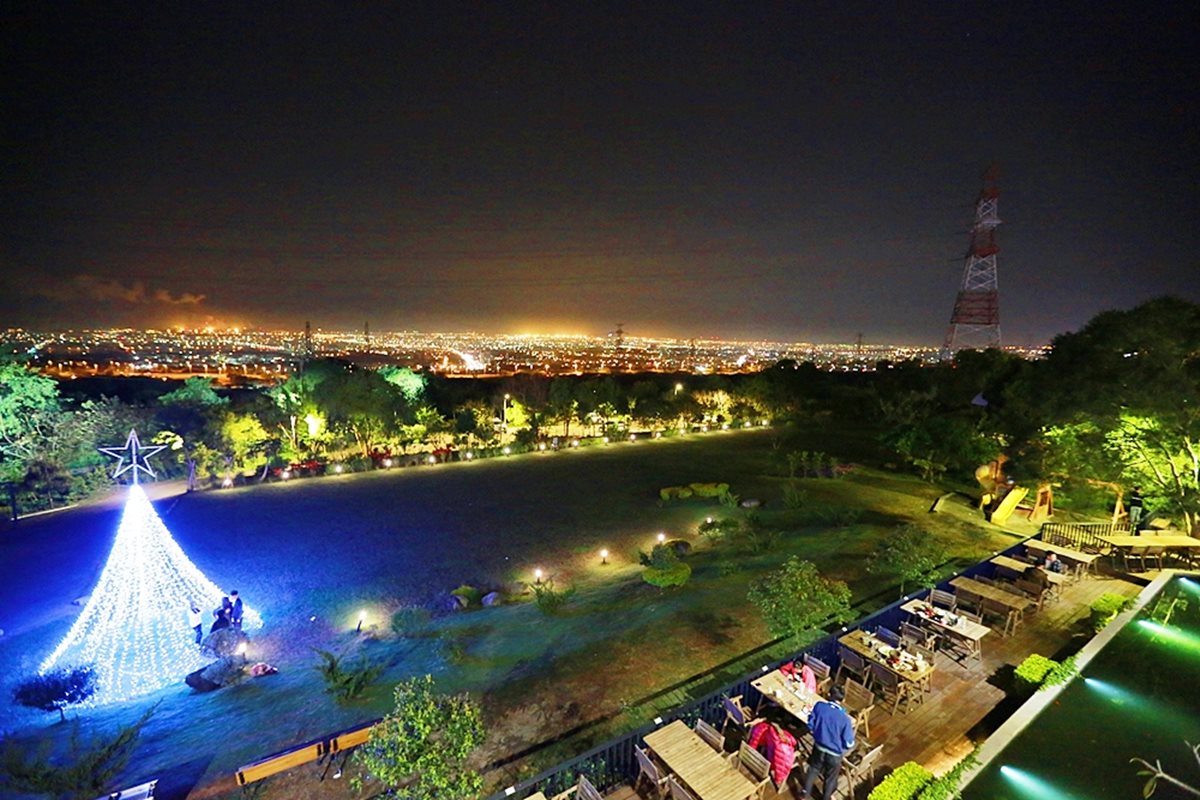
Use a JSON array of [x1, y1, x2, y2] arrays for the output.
[[1025, 564, 1053, 591], [800, 685, 855, 800], [747, 720, 799, 787], [1043, 552, 1064, 573]]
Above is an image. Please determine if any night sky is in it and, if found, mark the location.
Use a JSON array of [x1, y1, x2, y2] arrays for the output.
[[4, 2, 1197, 344]]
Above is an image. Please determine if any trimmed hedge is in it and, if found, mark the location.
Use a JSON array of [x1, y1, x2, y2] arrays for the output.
[[1090, 593, 1133, 632], [1014, 653, 1058, 693], [868, 762, 933, 800]]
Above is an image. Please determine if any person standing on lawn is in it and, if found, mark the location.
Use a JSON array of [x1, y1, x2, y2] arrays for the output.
[[229, 590, 244, 631], [1128, 487, 1145, 533], [800, 685, 855, 799], [187, 604, 204, 645]]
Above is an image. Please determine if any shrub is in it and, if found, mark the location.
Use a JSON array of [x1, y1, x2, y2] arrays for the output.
[[748, 557, 852, 640], [352, 675, 484, 800], [642, 544, 692, 588], [531, 580, 576, 614], [689, 482, 729, 498], [450, 584, 483, 607], [659, 486, 694, 501], [1014, 653, 1059, 693], [313, 649, 385, 702], [1090, 593, 1134, 632], [390, 606, 432, 636], [0, 705, 155, 798], [914, 750, 978, 800], [868, 524, 948, 596], [782, 481, 807, 509], [12, 666, 97, 722], [868, 761, 933, 800], [718, 489, 741, 508], [1042, 654, 1078, 689], [698, 517, 739, 544]]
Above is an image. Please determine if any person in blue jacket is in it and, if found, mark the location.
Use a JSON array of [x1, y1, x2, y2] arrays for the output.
[[801, 685, 855, 799]]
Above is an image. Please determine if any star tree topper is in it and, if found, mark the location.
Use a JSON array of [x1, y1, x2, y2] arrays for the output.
[[98, 429, 167, 484]]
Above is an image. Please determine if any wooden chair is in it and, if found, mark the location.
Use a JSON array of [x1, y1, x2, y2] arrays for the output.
[[1014, 579, 1049, 611], [634, 746, 669, 799], [869, 662, 917, 715], [841, 678, 875, 738], [844, 742, 885, 794], [803, 653, 833, 694], [721, 695, 760, 735], [954, 588, 981, 614], [693, 718, 724, 753], [958, 610, 983, 624], [1141, 545, 1166, 571], [980, 598, 1012, 634], [666, 776, 698, 800], [728, 742, 772, 799], [929, 588, 956, 611], [835, 645, 870, 687], [900, 620, 937, 649], [551, 774, 604, 800], [875, 627, 901, 649], [911, 644, 936, 693]]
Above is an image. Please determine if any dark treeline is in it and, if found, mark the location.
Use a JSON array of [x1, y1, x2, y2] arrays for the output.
[[2, 298, 1197, 529]]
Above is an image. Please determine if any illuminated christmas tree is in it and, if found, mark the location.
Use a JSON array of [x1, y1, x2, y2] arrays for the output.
[[39, 430, 261, 704]]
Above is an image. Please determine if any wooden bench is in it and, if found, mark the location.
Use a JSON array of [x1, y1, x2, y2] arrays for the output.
[[235, 721, 377, 786]]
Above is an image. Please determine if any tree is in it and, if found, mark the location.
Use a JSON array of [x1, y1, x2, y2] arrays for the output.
[[1, 704, 155, 799], [868, 524, 948, 596], [748, 557, 852, 641], [0, 364, 62, 480], [158, 377, 227, 407], [353, 675, 485, 799], [547, 378, 578, 439], [1021, 298, 1200, 531], [12, 666, 96, 722]]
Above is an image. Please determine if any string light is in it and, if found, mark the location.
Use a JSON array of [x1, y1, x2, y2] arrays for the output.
[[39, 484, 261, 704], [39, 430, 260, 705]]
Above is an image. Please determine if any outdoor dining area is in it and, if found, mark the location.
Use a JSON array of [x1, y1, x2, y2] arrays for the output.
[[518, 532, 1146, 800]]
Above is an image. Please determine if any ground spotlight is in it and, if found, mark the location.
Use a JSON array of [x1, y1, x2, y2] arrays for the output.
[[657, 532, 666, 543], [383, 458, 393, 468], [334, 464, 344, 473], [600, 548, 609, 565], [533, 568, 544, 584]]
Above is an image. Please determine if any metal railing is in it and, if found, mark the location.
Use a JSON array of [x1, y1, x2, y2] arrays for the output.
[[1039, 520, 1128, 552], [486, 547, 1021, 800]]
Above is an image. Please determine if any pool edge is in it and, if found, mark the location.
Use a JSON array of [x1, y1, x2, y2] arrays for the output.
[[955, 569, 1195, 792]]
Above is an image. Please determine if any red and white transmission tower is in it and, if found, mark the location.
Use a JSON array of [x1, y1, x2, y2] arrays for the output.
[[943, 166, 1002, 353]]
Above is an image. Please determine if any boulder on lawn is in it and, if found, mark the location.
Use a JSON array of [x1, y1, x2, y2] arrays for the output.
[[740, 498, 762, 508], [201, 628, 249, 658], [200, 655, 248, 687], [481, 591, 503, 607], [185, 669, 220, 693]]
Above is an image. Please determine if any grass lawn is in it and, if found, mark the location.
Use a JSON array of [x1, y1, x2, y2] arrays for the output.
[[0, 427, 1015, 799]]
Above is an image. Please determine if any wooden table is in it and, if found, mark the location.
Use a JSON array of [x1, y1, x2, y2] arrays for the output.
[[1099, 534, 1200, 548], [644, 720, 757, 800], [949, 576, 1033, 636], [1023, 539, 1100, 578], [524, 794, 548, 800], [837, 629, 934, 685], [900, 599, 990, 661], [752, 669, 822, 724]]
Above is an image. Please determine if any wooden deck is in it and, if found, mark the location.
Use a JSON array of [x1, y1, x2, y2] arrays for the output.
[[609, 571, 1144, 800]]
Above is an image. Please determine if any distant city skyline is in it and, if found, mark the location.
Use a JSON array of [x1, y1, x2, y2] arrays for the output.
[[5, 4, 1197, 344]]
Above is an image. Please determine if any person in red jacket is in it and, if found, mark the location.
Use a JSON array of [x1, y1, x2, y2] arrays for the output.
[[747, 720, 798, 788]]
